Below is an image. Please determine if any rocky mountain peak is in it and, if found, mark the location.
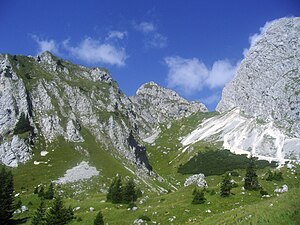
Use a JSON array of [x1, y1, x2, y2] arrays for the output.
[[217, 17, 300, 137], [132, 82, 206, 123]]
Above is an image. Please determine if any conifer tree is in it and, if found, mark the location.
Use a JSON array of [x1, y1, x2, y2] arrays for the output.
[[0, 167, 15, 225], [106, 177, 116, 202], [112, 175, 123, 203], [107, 175, 123, 203], [31, 200, 47, 225], [45, 196, 74, 225], [38, 186, 45, 198], [94, 211, 104, 225], [244, 156, 260, 190], [192, 189, 206, 204], [122, 178, 137, 204], [44, 183, 54, 200], [220, 173, 233, 197]]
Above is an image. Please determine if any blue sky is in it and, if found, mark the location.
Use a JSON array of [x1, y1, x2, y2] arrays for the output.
[[1, 0, 299, 110]]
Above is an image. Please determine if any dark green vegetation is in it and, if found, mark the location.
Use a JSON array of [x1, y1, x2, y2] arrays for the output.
[[244, 157, 260, 191], [31, 196, 74, 225], [266, 169, 284, 181], [93, 211, 104, 225], [0, 167, 14, 225], [106, 176, 138, 204], [45, 197, 74, 225], [192, 189, 206, 204], [31, 200, 46, 225], [220, 173, 233, 197], [13, 112, 33, 135], [178, 149, 277, 176], [34, 183, 54, 200]]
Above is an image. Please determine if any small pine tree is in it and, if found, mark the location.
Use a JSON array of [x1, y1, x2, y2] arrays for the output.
[[106, 178, 115, 202], [220, 173, 233, 197], [44, 183, 54, 200], [113, 176, 123, 203], [94, 211, 104, 225], [31, 200, 47, 225], [0, 167, 15, 225], [244, 157, 260, 190], [45, 196, 74, 225], [192, 189, 206, 204], [107, 175, 123, 203], [38, 186, 45, 198], [122, 178, 137, 204]]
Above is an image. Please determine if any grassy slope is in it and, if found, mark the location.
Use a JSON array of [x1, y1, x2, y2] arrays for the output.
[[6, 55, 300, 224]]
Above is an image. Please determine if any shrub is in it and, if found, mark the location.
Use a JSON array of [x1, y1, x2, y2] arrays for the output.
[[139, 215, 151, 221], [14, 112, 32, 134], [260, 189, 269, 196], [94, 211, 104, 225], [192, 189, 206, 204], [266, 170, 283, 181]]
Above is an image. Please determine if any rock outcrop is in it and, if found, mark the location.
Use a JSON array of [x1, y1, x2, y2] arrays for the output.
[[217, 17, 300, 137], [183, 17, 300, 162], [130, 81, 207, 140]]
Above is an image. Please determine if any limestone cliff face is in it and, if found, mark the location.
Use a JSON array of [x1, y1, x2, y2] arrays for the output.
[[130, 82, 208, 140], [183, 17, 300, 162], [217, 17, 300, 137], [0, 52, 206, 169]]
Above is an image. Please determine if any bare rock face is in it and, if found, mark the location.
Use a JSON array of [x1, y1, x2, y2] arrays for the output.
[[0, 51, 207, 173], [217, 17, 300, 137], [184, 173, 208, 188], [183, 17, 300, 162], [0, 135, 32, 167], [130, 82, 208, 139]]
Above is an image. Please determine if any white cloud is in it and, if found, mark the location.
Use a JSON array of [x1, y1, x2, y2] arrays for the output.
[[147, 33, 168, 48], [106, 31, 127, 40], [135, 22, 155, 33], [206, 59, 238, 89], [134, 21, 168, 49], [165, 56, 238, 95], [32, 35, 59, 55], [63, 37, 127, 66], [165, 56, 209, 94]]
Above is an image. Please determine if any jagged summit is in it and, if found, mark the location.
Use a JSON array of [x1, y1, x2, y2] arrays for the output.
[[130, 80, 208, 141], [217, 17, 300, 137]]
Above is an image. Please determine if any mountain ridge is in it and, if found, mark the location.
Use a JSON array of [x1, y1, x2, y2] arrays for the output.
[[0, 51, 207, 170]]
